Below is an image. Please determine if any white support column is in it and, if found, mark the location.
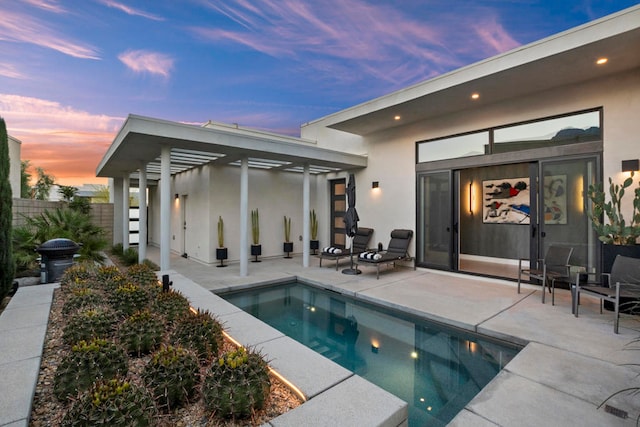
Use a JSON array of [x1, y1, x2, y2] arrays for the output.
[[122, 174, 130, 251], [240, 157, 249, 277], [111, 177, 123, 246], [160, 146, 171, 271], [302, 163, 310, 267], [138, 163, 147, 263]]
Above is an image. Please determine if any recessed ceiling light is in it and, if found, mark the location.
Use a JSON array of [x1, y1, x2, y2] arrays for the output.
[[596, 57, 608, 65], [394, 115, 401, 121], [471, 93, 480, 100]]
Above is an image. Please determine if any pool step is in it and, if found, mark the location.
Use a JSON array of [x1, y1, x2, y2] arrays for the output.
[[308, 339, 341, 361]]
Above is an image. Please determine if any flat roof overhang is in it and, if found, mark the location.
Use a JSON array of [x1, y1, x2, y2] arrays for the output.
[[317, 5, 640, 136], [96, 115, 368, 181]]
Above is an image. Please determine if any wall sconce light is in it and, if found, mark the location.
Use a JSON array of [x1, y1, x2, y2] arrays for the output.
[[174, 193, 179, 200], [371, 344, 379, 354], [621, 159, 639, 172], [372, 181, 379, 189], [469, 181, 474, 215]]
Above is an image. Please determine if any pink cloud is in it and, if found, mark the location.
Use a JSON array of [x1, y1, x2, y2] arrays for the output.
[[99, 0, 165, 21], [0, 10, 100, 59], [0, 94, 123, 185], [22, 0, 67, 14], [0, 63, 25, 79], [118, 49, 174, 78], [472, 16, 520, 54], [193, 0, 518, 89]]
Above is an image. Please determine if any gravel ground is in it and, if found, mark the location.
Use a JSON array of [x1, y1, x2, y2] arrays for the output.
[[28, 267, 302, 426]]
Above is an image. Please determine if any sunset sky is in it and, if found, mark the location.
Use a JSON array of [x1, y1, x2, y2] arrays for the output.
[[1, 0, 637, 186]]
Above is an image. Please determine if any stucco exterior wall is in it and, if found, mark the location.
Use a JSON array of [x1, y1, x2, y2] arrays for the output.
[[148, 163, 319, 265], [8, 135, 21, 197]]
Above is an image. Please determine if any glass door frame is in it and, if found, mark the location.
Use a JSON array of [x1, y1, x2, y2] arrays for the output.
[[415, 169, 458, 270]]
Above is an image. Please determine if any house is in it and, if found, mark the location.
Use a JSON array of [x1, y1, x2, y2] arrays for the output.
[[8, 135, 21, 197], [97, 5, 640, 280]]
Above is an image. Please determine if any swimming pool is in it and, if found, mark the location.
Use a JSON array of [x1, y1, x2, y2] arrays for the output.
[[221, 281, 521, 426]]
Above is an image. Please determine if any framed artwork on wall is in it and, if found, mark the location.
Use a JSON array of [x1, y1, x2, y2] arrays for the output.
[[483, 177, 530, 224], [543, 175, 567, 224]]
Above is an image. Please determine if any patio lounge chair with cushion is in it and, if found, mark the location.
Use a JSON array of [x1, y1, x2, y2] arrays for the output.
[[517, 245, 573, 305], [319, 227, 373, 271], [574, 255, 640, 333], [357, 229, 414, 279]]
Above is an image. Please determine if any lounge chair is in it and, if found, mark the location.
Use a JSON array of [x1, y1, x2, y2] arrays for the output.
[[319, 227, 373, 271], [517, 245, 573, 305], [574, 255, 640, 333], [357, 229, 414, 279]]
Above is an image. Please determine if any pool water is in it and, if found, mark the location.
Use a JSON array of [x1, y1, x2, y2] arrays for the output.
[[221, 282, 520, 426]]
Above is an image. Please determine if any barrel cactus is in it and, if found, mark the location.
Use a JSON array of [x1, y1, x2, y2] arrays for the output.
[[63, 306, 118, 345], [62, 287, 104, 315], [142, 345, 200, 410], [53, 338, 128, 401], [126, 263, 159, 287], [202, 347, 271, 419], [108, 283, 150, 316], [60, 263, 95, 286], [170, 309, 224, 363], [95, 265, 127, 291], [61, 378, 157, 427], [154, 290, 191, 324], [117, 309, 165, 356]]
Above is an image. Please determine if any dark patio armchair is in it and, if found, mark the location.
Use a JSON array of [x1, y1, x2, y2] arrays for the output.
[[517, 245, 573, 305], [319, 227, 373, 271], [357, 229, 414, 279], [574, 255, 640, 333]]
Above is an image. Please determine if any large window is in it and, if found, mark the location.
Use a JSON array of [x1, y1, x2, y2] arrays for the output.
[[493, 110, 600, 153], [417, 131, 488, 163], [417, 109, 601, 164]]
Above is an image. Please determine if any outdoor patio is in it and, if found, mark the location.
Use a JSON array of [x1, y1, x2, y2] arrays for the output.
[[2, 248, 639, 426]]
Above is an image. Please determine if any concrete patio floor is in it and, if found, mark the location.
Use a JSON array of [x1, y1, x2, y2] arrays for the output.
[[154, 248, 640, 426]]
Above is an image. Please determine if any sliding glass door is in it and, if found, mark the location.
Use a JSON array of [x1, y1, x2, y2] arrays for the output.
[[538, 156, 599, 275]]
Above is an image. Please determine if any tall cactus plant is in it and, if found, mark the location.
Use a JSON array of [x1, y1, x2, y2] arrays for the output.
[[310, 209, 318, 241], [283, 216, 291, 243], [251, 209, 260, 245], [217, 216, 224, 248]]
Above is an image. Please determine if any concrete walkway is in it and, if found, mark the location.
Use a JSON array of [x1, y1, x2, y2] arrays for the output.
[[156, 249, 640, 426], [0, 283, 57, 427]]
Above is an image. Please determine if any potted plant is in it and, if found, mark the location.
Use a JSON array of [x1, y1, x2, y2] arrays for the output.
[[587, 172, 640, 311], [310, 209, 319, 254], [587, 171, 640, 247], [216, 216, 228, 267], [251, 209, 261, 262], [283, 215, 293, 258]]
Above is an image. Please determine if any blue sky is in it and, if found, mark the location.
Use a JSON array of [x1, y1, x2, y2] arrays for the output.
[[0, 0, 637, 185]]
